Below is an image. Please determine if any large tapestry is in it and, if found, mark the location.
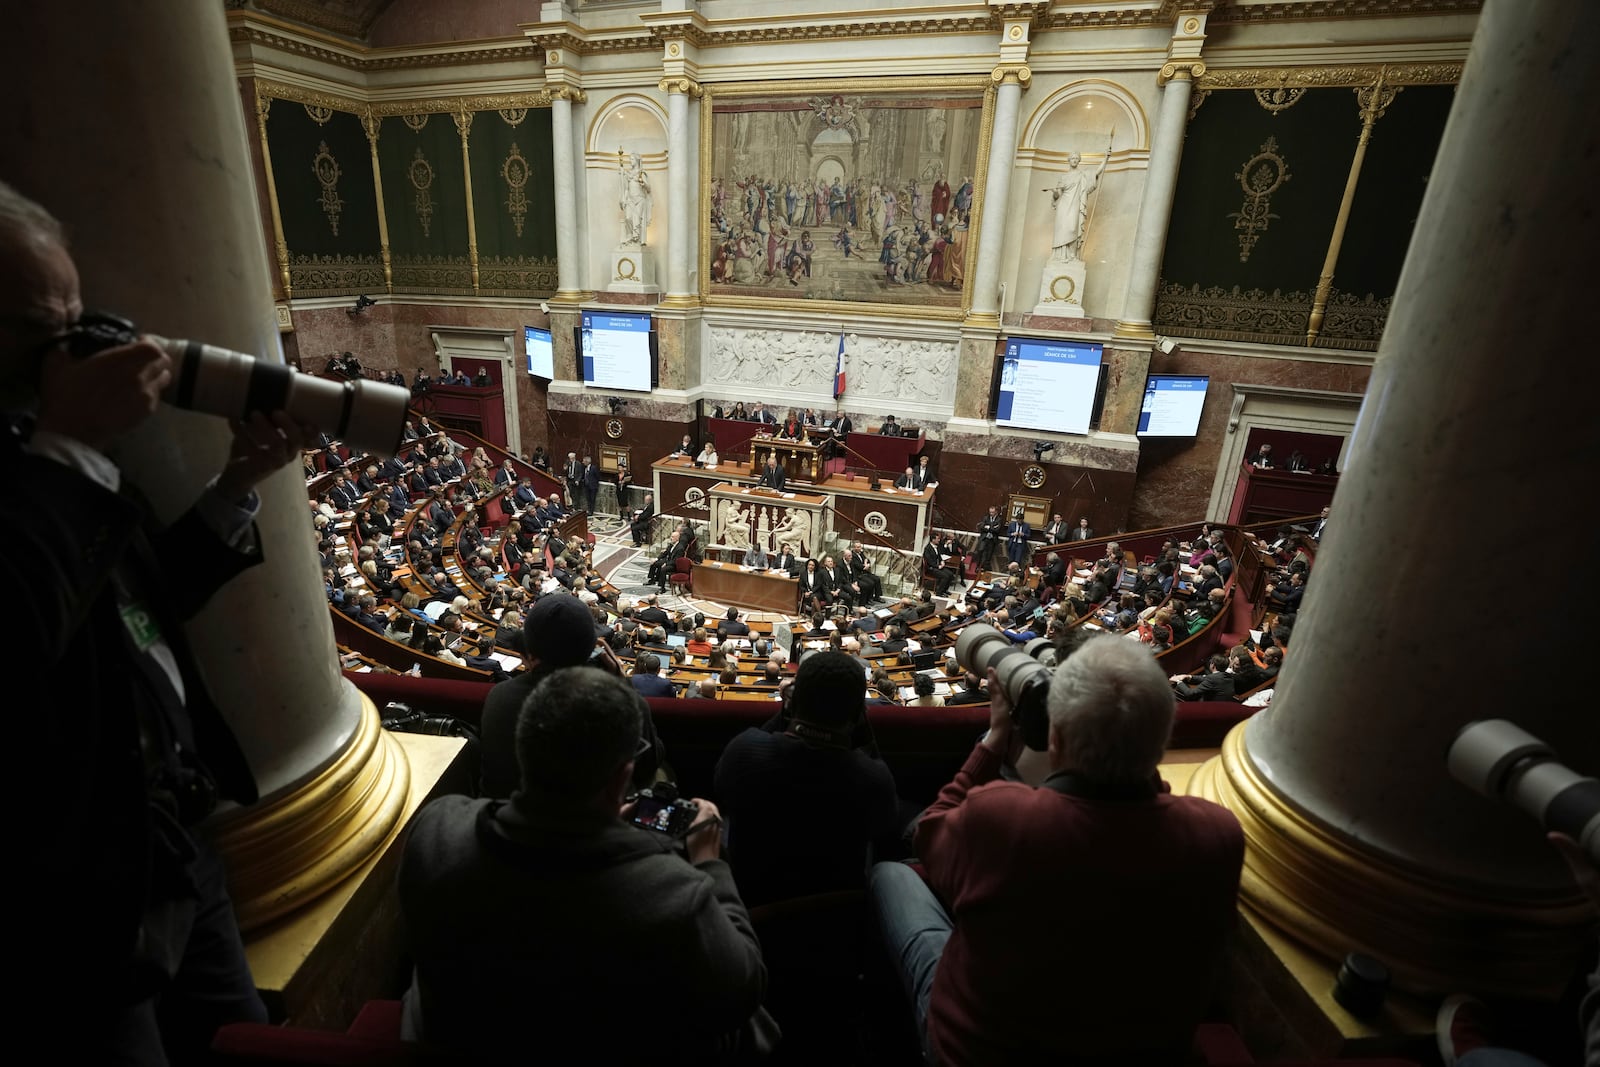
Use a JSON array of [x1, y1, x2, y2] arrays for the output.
[[702, 81, 989, 312]]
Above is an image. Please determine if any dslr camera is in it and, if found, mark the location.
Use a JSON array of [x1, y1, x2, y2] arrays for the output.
[[626, 781, 701, 838], [954, 622, 1061, 752]]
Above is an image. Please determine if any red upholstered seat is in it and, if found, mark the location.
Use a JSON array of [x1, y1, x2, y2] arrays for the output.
[[667, 554, 693, 592]]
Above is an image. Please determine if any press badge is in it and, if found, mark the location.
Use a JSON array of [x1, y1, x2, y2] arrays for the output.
[[121, 602, 162, 652]]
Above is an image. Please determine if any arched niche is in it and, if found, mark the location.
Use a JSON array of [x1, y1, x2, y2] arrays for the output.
[[1020, 79, 1148, 153], [586, 93, 668, 156]]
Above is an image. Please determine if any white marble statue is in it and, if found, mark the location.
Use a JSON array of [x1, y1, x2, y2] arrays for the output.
[[722, 499, 752, 548], [1047, 137, 1112, 262], [771, 507, 813, 557], [619, 150, 652, 247]]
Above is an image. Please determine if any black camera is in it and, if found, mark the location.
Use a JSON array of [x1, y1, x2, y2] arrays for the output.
[[1448, 720, 1599, 864], [953, 622, 1059, 751], [61, 310, 410, 457], [627, 781, 701, 837]]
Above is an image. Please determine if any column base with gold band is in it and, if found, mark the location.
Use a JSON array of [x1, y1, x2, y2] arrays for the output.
[[209, 691, 411, 932], [1187, 724, 1589, 1001]]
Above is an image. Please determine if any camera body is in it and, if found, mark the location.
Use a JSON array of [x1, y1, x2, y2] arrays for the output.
[[627, 781, 701, 837], [953, 623, 1058, 751]]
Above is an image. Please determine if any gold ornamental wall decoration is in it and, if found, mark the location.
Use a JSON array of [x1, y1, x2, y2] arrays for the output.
[[407, 148, 435, 237], [304, 103, 334, 125], [401, 113, 429, 133], [312, 141, 345, 236], [1253, 86, 1305, 114], [1228, 136, 1290, 262], [498, 108, 529, 127], [501, 143, 530, 237]]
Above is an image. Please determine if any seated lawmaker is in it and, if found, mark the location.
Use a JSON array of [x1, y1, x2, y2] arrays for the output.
[[398, 668, 776, 1060], [871, 636, 1244, 1065], [695, 441, 720, 467], [714, 651, 900, 907], [880, 414, 900, 435]]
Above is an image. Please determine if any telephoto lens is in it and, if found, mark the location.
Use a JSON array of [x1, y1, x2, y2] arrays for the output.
[[953, 622, 1056, 751], [61, 311, 410, 457], [1448, 719, 1600, 864]]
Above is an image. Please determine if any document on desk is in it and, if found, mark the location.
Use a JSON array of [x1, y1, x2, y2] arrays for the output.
[[782, 492, 795, 499]]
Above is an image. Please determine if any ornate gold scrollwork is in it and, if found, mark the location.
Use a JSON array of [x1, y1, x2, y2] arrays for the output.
[[304, 103, 334, 125], [501, 144, 530, 237], [401, 113, 429, 132], [408, 148, 435, 237], [548, 85, 588, 105], [499, 108, 529, 127], [312, 141, 344, 236], [1227, 136, 1290, 262], [1254, 85, 1305, 113]]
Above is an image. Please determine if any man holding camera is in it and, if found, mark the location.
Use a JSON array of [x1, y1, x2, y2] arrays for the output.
[[1, 180, 314, 1061], [870, 635, 1245, 1065], [399, 667, 778, 1060]]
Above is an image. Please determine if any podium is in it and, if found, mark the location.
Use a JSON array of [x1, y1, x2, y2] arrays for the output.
[[749, 435, 823, 482]]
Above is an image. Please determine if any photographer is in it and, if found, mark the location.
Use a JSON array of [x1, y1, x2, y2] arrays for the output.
[[2, 180, 313, 1061], [870, 635, 1244, 1065], [398, 668, 778, 1061], [714, 651, 901, 907]]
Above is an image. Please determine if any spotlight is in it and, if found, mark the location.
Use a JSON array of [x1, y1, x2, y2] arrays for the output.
[[348, 294, 376, 316]]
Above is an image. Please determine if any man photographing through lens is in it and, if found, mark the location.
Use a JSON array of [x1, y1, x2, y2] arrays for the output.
[[1, 179, 319, 1063], [870, 633, 1245, 1065]]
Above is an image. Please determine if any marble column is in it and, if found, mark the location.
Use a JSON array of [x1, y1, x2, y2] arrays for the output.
[[967, 69, 1027, 325], [2, 1, 408, 931], [1190, 0, 1597, 997], [549, 89, 586, 303], [661, 80, 699, 306], [1113, 65, 1196, 341]]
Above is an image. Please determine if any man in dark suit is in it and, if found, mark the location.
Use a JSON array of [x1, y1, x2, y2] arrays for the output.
[[1069, 517, 1094, 541], [974, 506, 1003, 570], [842, 541, 881, 603], [825, 555, 859, 608], [1171, 653, 1235, 701], [328, 470, 360, 510], [513, 477, 539, 511], [757, 454, 786, 491], [629, 492, 655, 546], [772, 543, 800, 577], [630, 652, 677, 698], [637, 595, 673, 632], [493, 458, 518, 487], [580, 455, 600, 513], [923, 537, 958, 596], [1005, 512, 1032, 567], [563, 451, 582, 503], [911, 455, 938, 492], [1041, 513, 1069, 544], [721, 607, 750, 638]]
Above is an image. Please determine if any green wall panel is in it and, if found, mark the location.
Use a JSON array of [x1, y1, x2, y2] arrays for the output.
[[467, 107, 558, 295], [377, 112, 472, 293], [265, 100, 382, 296]]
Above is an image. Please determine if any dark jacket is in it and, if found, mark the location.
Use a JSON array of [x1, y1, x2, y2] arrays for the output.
[[398, 796, 775, 1061]]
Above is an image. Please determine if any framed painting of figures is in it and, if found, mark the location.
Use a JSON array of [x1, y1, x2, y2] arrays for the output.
[[700, 77, 993, 317]]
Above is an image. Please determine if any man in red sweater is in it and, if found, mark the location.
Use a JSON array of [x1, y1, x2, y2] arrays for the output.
[[870, 634, 1245, 1065]]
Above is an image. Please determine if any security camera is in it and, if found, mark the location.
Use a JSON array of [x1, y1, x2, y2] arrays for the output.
[[1157, 337, 1176, 354], [539, 301, 551, 315], [348, 294, 376, 316], [1032, 441, 1055, 459]]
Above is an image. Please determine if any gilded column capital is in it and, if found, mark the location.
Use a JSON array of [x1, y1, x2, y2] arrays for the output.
[[548, 85, 588, 105], [990, 64, 1032, 89], [658, 76, 703, 98], [1158, 60, 1206, 87]]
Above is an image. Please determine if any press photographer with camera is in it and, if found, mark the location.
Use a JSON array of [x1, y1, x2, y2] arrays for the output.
[[870, 633, 1245, 1065], [398, 667, 778, 1061], [713, 650, 902, 907], [1, 179, 318, 1062]]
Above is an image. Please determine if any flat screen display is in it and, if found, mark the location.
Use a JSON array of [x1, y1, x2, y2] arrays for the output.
[[581, 311, 652, 392], [1137, 374, 1210, 437], [995, 337, 1104, 435], [524, 326, 553, 379]]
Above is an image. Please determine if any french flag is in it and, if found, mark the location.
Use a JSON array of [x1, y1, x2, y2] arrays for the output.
[[833, 331, 846, 399]]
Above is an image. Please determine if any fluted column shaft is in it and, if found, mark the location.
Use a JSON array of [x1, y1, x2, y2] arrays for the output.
[[550, 94, 583, 299], [968, 77, 1023, 322], [1114, 70, 1193, 340], [665, 88, 694, 300]]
